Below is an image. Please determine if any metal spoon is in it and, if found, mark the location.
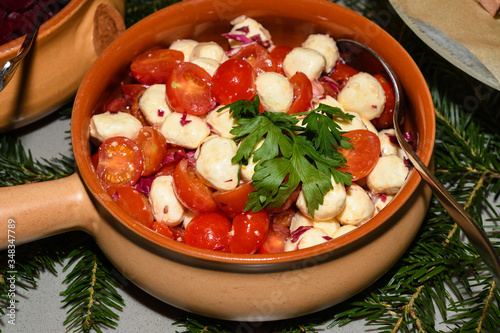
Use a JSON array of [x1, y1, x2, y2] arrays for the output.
[[337, 39, 500, 287], [0, 21, 40, 93]]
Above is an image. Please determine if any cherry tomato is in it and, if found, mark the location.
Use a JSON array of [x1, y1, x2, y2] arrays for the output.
[[288, 72, 313, 114], [96, 137, 144, 187], [184, 212, 232, 252], [269, 45, 292, 75], [230, 43, 275, 74], [212, 182, 254, 218], [135, 127, 167, 176], [172, 158, 218, 213], [230, 211, 270, 254], [371, 74, 395, 130], [266, 185, 301, 213], [152, 221, 174, 239], [106, 98, 129, 113], [107, 185, 154, 229], [211, 59, 256, 105], [257, 223, 289, 254], [121, 84, 149, 125], [130, 49, 184, 85], [329, 63, 359, 90], [337, 129, 381, 181], [166, 62, 216, 115]]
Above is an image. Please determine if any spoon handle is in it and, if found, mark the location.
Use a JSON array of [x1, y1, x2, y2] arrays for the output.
[[394, 125, 500, 287]]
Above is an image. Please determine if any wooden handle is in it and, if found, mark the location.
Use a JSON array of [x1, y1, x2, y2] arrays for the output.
[[0, 173, 99, 248]]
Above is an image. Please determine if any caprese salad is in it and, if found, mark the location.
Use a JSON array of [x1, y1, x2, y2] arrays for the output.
[[89, 16, 413, 254]]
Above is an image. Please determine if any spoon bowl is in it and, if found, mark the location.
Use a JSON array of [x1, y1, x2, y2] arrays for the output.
[[337, 39, 500, 287]]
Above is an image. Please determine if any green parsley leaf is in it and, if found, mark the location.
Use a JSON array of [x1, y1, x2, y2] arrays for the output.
[[227, 98, 354, 217]]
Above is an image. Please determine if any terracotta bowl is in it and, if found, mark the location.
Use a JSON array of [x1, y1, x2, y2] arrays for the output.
[[0, 0, 125, 132], [0, 0, 435, 321]]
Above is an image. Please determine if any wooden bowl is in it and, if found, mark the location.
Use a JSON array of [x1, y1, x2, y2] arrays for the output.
[[0, 0, 125, 131], [0, 0, 435, 321]]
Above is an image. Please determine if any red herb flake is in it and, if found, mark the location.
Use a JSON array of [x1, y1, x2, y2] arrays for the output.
[[371, 105, 377, 109], [236, 26, 250, 34], [158, 109, 165, 117], [111, 191, 119, 200], [323, 236, 333, 241], [387, 133, 398, 145], [376, 193, 387, 203], [180, 113, 191, 126]]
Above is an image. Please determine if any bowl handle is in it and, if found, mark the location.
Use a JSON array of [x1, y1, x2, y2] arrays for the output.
[[92, 2, 126, 56], [0, 173, 99, 249]]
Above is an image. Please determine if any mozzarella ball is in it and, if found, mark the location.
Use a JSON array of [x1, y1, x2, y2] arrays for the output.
[[189, 41, 228, 63], [336, 111, 367, 132], [313, 95, 345, 111], [228, 15, 273, 48], [240, 138, 264, 182], [169, 39, 199, 61], [367, 155, 409, 194], [302, 34, 339, 73], [190, 57, 220, 76], [138, 84, 172, 126], [296, 177, 347, 221], [372, 193, 394, 214], [255, 72, 294, 113], [331, 225, 357, 239], [336, 184, 375, 226], [337, 72, 386, 120], [379, 129, 405, 159], [314, 219, 341, 237], [285, 227, 329, 251], [283, 47, 326, 81], [160, 112, 210, 149], [90, 111, 142, 142], [149, 176, 185, 226], [205, 105, 237, 138], [195, 137, 239, 191], [181, 210, 198, 229], [289, 211, 314, 232], [362, 117, 379, 135]]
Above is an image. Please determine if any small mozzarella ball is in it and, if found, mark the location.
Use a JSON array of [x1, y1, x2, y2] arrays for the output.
[[169, 39, 199, 61], [367, 155, 409, 194], [285, 227, 329, 251], [190, 57, 220, 76], [302, 34, 339, 73], [160, 112, 210, 149], [228, 15, 273, 48], [372, 193, 394, 214], [240, 138, 264, 182], [283, 47, 326, 81], [149, 176, 185, 226], [195, 137, 239, 191], [90, 111, 142, 142], [313, 219, 341, 237], [205, 105, 237, 138], [362, 118, 379, 135], [379, 129, 405, 159], [255, 72, 294, 113], [138, 84, 172, 126], [337, 72, 386, 120], [336, 184, 375, 226], [331, 225, 357, 239], [296, 177, 347, 221], [313, 95, 345, 111], [190, 41, 228, 63], [289, 211, 314, 232], [336, 111, 367, 132]]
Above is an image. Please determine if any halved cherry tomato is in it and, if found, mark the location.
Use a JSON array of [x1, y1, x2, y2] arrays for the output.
[[329, 63, 359, 90], [257, 223, 290, 254], [184, 212, 232, 252], [211, 58, 256, 105], [230, 211, 270, 254], [152, 221, 174, 239], [107, 185, 154, 229], [337, 129, 380, 181], [130, 49, 184, 85], [230, 43, 275, 74], [166, 62, 216, 115], [121, 84, 149, 125], [106, 98, 129, 113], [288, 72, 313, 114], [135, 127, 167, 176], [269, 45, 292, 75], [172, 158, 217, 213], [371, 73, 395, 130], [212, 182, 254, 218], [96, 137, 144, 187]]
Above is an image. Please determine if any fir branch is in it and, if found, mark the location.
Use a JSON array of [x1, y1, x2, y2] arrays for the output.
[[60, 238, 125, 333], [0, 135, 75, 187]]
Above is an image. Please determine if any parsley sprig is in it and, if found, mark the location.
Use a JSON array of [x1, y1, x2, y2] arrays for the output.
[[225, 97, 354, 217]]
